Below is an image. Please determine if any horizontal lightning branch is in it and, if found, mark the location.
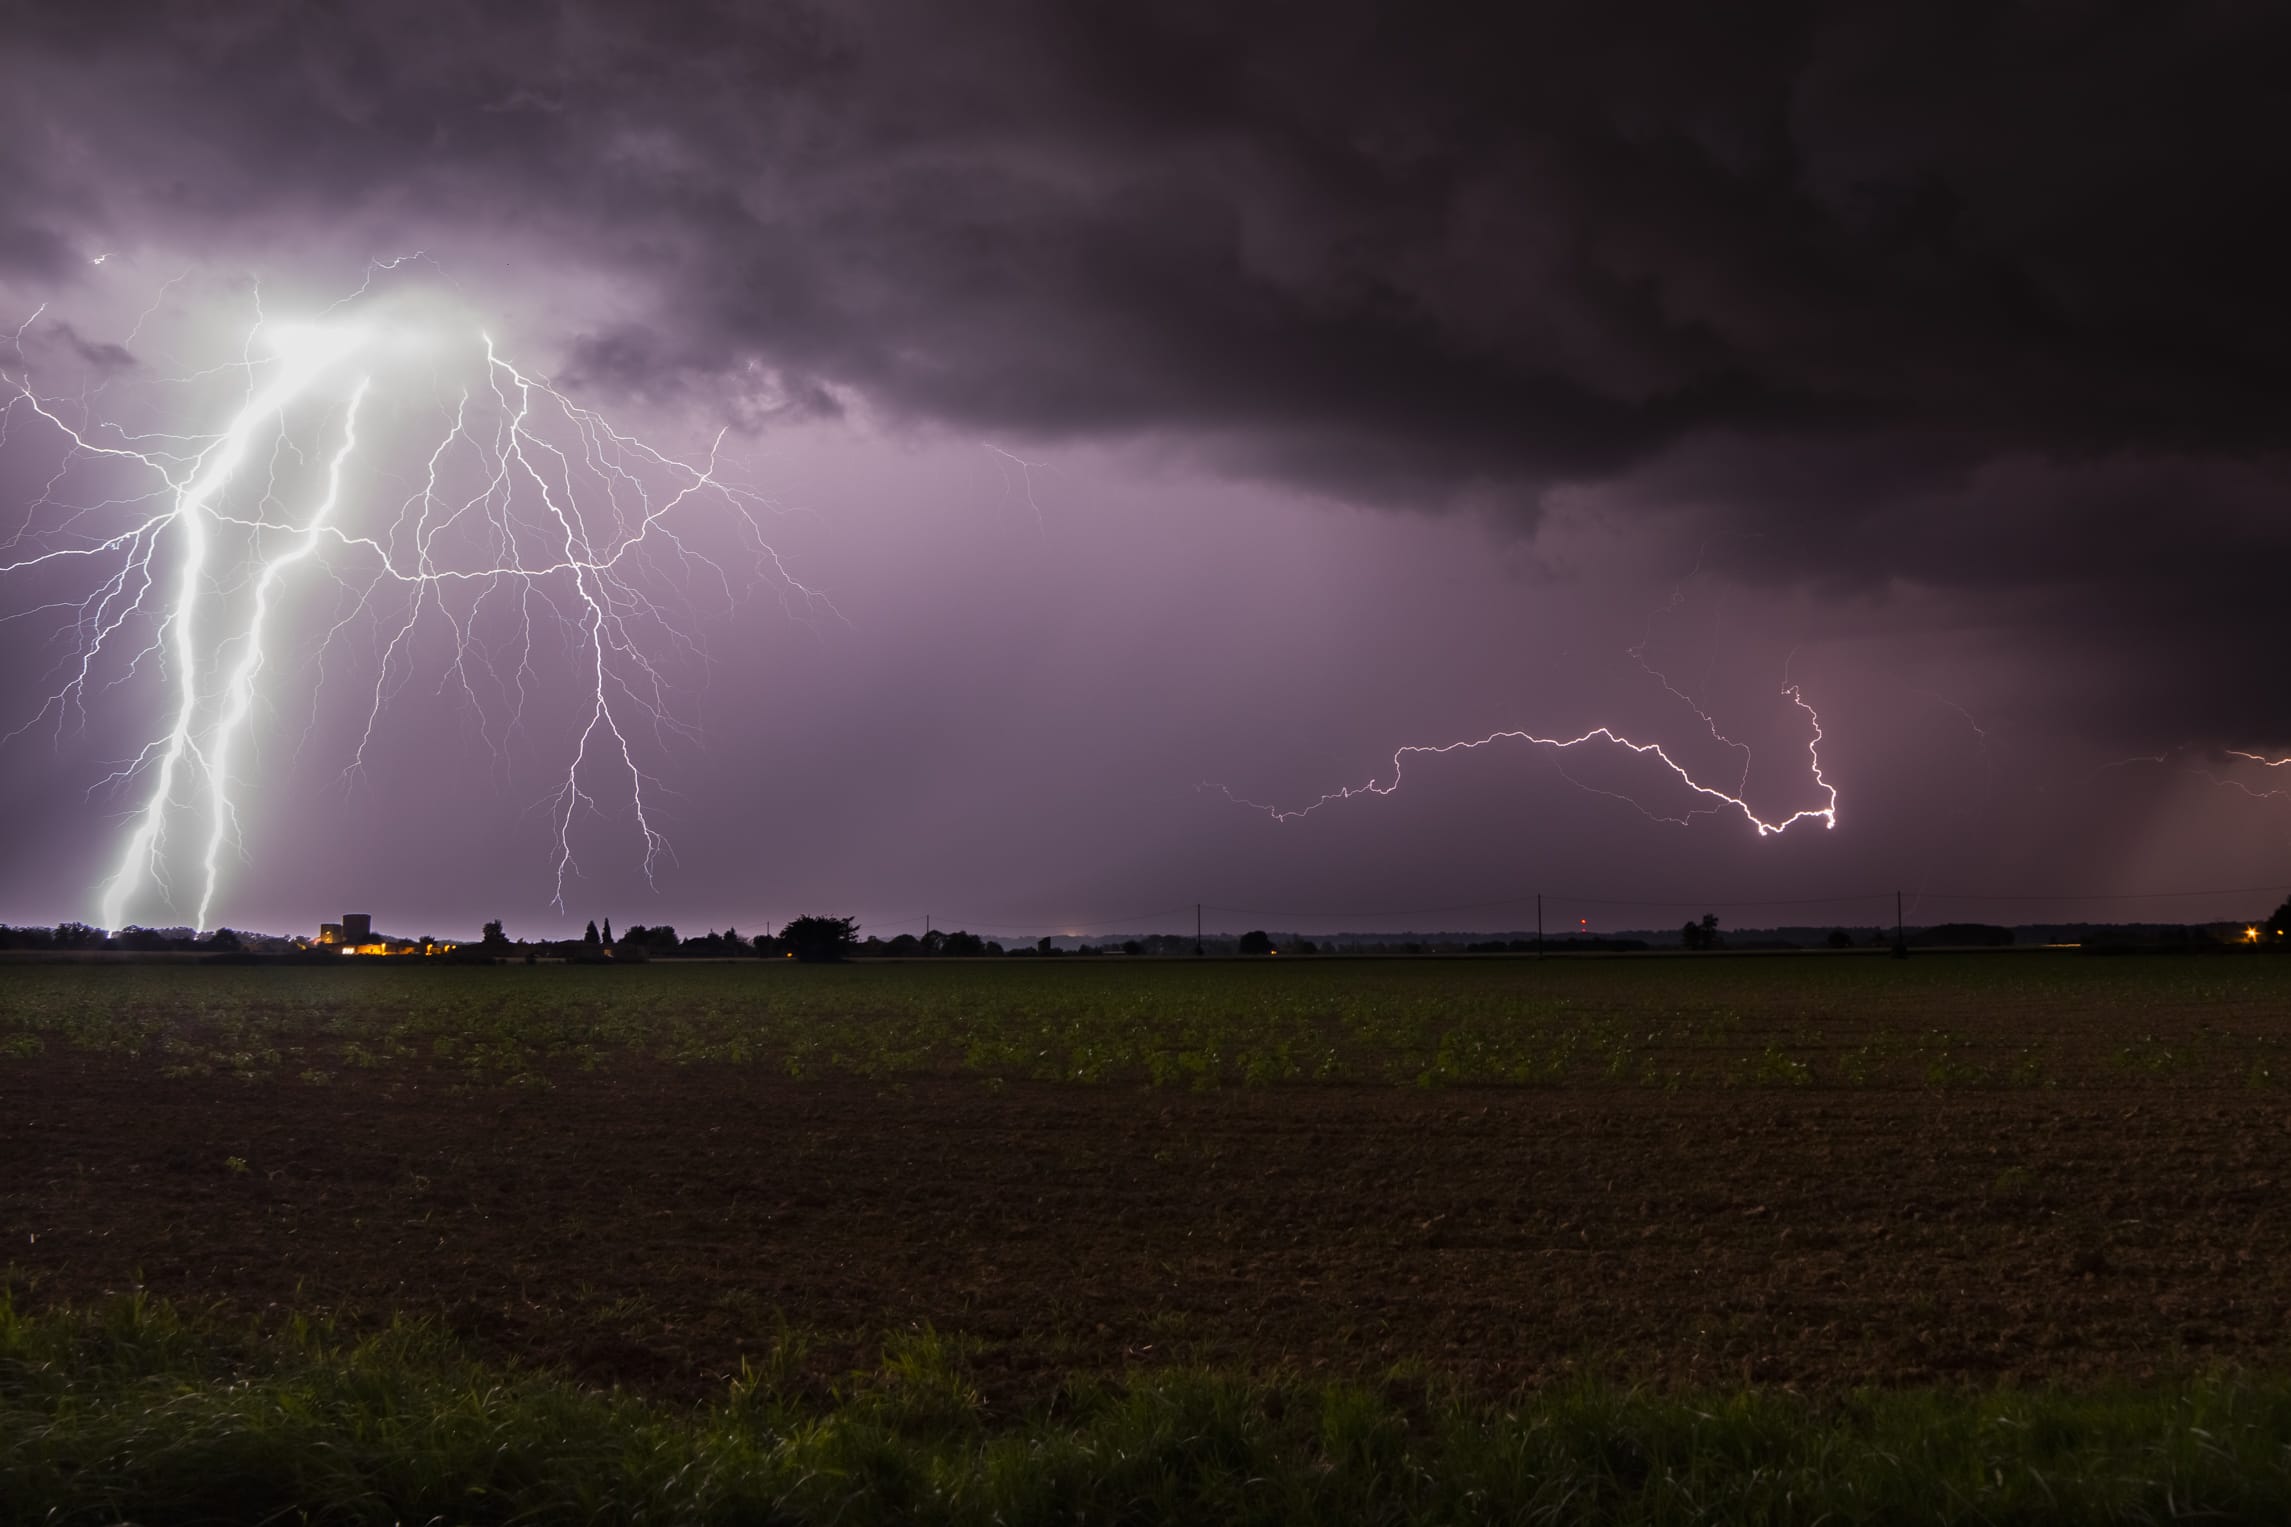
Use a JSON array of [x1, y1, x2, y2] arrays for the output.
[[1210, 686, 1839, 836], [2108, 748, 2291, 805], [2220, 750, 2291, 802]]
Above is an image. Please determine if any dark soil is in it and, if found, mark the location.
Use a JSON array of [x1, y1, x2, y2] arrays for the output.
[[7, 1056, 2288, 1402]]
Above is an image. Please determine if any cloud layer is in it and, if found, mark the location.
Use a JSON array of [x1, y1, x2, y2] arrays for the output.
[[0, 1, 2283, 929]]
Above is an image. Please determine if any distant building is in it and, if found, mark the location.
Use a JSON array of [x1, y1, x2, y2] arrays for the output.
[[311, 910, 448, 957]]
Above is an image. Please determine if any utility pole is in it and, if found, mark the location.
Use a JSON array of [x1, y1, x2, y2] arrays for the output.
[[1893, 890, 1908, 958]]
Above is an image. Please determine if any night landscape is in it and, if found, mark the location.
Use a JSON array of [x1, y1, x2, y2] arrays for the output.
[[4, 4, 2291, 1521]]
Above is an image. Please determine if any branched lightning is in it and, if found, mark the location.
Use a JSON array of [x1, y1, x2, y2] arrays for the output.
[[2100, 746, 2291, 805], [1211, 684, 1839, 835], [1213, 558, 1839, 837], [1, 278, 830, 930], [1625, 577, 1753, 800], [982, 443, 1051, 534], [2221, 750, 2291, 802]]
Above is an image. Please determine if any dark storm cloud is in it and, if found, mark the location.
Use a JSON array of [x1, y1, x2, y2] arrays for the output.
[[1623, 439, 2291, 742], [3, 0, 2286, 736], [0, 221, 77, 282], [31, 321, 136, 373]]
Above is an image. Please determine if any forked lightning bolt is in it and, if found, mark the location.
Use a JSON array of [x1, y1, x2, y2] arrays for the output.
[[1, 281, 827, 930], [2222, 750, 2291, 801], [2103, 747, 2291, 804], [1212, 685, 1839, 835]]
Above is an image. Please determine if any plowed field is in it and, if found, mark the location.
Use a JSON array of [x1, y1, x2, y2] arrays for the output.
[[6, 954, 2289, 1403]]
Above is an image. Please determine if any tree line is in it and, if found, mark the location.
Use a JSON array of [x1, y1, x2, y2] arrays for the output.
[[3, 894, 2285, 959], [473, 918, 1310, 963]]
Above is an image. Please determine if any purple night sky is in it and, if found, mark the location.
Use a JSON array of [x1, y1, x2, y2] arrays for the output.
[[0, 3, 2285, 940]]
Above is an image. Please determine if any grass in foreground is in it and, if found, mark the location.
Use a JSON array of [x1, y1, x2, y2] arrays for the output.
[[7, 1296, 2291, 1525]]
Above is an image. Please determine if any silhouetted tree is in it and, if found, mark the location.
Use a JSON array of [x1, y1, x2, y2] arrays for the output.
[[780, 915, 859, 963], [1237, 929, 1275, 955], [481, 919, 509, 951], [584, 919, 601, 949], [1681, 914, 1720, 951], [602, 917, 614, 945], [1826, 929, 1854, 949], [940, 930, 985, 957], [2268, 894, 2291, 940], [203, 928, 243, 953]]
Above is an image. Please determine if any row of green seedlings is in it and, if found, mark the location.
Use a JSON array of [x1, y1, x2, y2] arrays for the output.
[[4, 987, 2285, 1091]]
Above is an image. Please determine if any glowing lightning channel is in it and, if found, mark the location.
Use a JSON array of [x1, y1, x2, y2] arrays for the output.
[[3, 280, 830, 932], [1212, 685, 1839, 835], [2221, 750, 2291, 802], [195, 374, 372, 933], [2101, 746, 2291, 805], [983, 443, 1051, 534], [78, 321, 373, 931]]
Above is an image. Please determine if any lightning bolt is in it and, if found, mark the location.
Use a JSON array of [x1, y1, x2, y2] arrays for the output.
[[2222, 750, 2291, 802], [196, 372, 371, 932], [982, 443, 1051, 534], [1, 275, 829, 931], [1211, 684, 1839, 835], [2100, 746, 2291, 805], [1215, 560, 1839, 838], [1625, 583, 1753, 800]]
